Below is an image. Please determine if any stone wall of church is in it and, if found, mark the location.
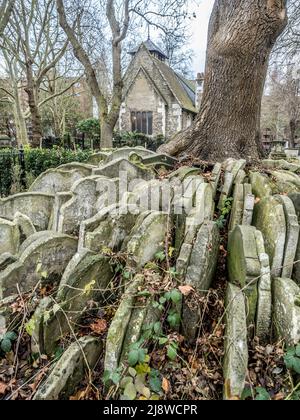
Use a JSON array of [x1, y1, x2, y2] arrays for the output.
[[119, 71, 166, 136]]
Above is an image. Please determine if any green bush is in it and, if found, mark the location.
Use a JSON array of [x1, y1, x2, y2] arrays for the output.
[[23, 146, 91, 178], [0, 147, 92, 197], [76, 118, 100, 140]]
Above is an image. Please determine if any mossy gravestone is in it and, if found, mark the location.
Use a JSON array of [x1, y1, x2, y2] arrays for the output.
[[223, 283, 248, 400], [228, 225, 261, 325], [253, 196, 287, 278]]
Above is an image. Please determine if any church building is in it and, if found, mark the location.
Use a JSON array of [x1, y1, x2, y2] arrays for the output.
[[119, 39, 204, 140]]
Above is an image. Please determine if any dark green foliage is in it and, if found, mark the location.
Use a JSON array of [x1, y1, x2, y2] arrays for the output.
[[76, 118, 101, 140], [0, 331, 18, 354], [0, 147, 92, 197]]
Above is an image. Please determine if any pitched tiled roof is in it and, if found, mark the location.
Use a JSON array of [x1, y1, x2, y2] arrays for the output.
[[129, 39, 168, 59], [152, 57, 197, 114], [126, 41, 197, 114]]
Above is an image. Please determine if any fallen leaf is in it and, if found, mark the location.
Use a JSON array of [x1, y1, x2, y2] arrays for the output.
[[162, 377, 170, 393], [90, 319, 107, 335], [0, 381, 8, 395], [178, 285, 194, 296], [255, 197, 261, 204]]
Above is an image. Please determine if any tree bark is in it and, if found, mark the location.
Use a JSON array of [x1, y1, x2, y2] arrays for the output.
[[290, 118, 296, 148], [12, 83, 29, 146], [25, 62, 43, 148], [101, 119, 114, 149], [159, 0, 288, 161]]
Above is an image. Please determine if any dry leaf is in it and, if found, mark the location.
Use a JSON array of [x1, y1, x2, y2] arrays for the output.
[[178, 285, 194, 297], [90, 319, 107, 335], [255, 197, 261, 204], [162, 377, 170, 393], [0, 381, 8, 395]]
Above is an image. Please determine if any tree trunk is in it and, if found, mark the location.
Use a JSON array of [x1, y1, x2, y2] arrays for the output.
[[25, 62, 43, 148], [12, 84, 29, 146], [290, 118, 296, 149], [159, 0, 287, 161], [101, 119, 114, 149]]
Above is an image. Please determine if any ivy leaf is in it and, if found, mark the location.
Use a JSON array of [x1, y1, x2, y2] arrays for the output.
[[149, 371, 162, 393], [284, 350, 296, 371], [155, 251, 166, 262], [293, 357, 300, 374], [295, 344, 300, 358], [241, 387, 253, 400], [4, 331, 17, 342], [158, 337, 168, 346], [159, 297, 167, 305], [111, 371, 121, 385], [124, 382, 137, 400], [1, 338, 12, 353], [128, 349, 139, 367], [167, 312, 181, 328], [154, 322, 162, 335], [255, 387, 270, 401], [170, 289, 182, 304], [167, 343, 178, 361]]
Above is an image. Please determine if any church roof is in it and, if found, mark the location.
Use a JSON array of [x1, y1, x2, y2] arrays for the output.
[[126, 41, 197, 114], [129, 39, 169, 59], [152, 57, 197, 113]]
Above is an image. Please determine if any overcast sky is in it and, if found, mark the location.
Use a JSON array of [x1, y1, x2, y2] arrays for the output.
[[190, 0, 214, 73]]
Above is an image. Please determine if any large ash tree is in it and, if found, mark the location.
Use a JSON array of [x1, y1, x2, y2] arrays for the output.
[[160, 0, 288, 161]]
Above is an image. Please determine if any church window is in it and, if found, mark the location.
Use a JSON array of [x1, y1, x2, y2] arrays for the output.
[[131, 111, 153, 135]]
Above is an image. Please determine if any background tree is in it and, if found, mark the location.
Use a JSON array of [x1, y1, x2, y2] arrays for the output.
[[160, 0, 288, 161], [0, 0, 14, 34], [56, 0, 194, 149], [0, 0, 74, 146], [261, 65, 300, 148]]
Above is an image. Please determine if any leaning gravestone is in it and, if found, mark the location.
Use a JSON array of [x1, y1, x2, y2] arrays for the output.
[[255, 230, 272, 342], [34, 336, 102, 400], [276, 195, 299, 279], [0, 218, 20, 255], [228, 225, 261, 325], [249, 172, 272, 199], [124, 211, 169, 269], [223, 283, 248, 400], [104, 275, 144, 373], [41, 252, 114, 356], [57, 176, 119, 235], [273, 278, 300, 346], [29, 168, 85, 195], [253, 196, 287, 278], [0, 193, 54, 231], [0, 233, 77, 299], [182, 221, 220, 341]]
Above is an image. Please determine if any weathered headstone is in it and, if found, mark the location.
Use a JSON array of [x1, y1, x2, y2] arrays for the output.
[[255, 230, 272, 342], [273, 278, 300, 346], [182, 221, 220, 341], [223, 283, 248, 400], [228, 225, 261, 324], [253, 196, 287, 277], [34, 336, 102, 400], [104, 275, 144, 373], [0, 193, 54, 231], [0, 233, 78, 299]]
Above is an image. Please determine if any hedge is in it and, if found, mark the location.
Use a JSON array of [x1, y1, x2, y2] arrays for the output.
[[0, 147, 92, 197]]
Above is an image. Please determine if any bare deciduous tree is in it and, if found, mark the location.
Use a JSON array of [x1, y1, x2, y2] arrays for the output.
[[57, 0, 193, 148], [0, 0, 14, 34], [1, 0, 72, 146]]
